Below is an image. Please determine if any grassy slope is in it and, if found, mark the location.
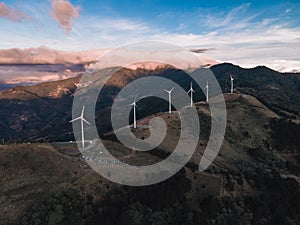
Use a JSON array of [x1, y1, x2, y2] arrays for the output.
[[0, 144, 104, 224], [1, 93, 300, 224]]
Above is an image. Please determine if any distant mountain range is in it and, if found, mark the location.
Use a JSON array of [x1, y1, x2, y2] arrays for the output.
[[0, 83, 17, 91], [0, 63, 299, 142]]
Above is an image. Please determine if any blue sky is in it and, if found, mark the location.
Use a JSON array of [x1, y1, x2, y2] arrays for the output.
[[0, 0, 300, 71]]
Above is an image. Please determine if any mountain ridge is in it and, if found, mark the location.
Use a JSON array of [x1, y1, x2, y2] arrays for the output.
[[0, 63, 299, 142], [1, 91, 300, 225]]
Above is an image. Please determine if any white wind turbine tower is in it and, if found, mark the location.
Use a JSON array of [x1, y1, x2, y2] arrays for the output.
[[204, 81, 209, 102], [130, 97, 138, 129], [164, 87, 174, 114], [187, 82, 195, 107], [69, 105, 90, 148], [230, 75, 234, 94]]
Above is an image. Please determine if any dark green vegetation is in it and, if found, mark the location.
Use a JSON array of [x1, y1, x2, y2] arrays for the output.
[[0, 76, 80, 142], [0, 64, 300, 225], [270, 118, 300, 152], [212, 64, 300, 118]]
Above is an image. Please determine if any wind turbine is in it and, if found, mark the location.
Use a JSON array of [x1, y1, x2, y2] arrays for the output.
[[70, 105, 90, 148], [164, 87, 174, 114], [230, 75, 234, 94], [130, 97, 138, 129], [187, 82, 195, 107], [204, 81, 209, 102]]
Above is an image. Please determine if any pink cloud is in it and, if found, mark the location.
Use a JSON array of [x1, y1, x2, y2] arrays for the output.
[[0, 2, 30, 22], [50, 0, 80, 32], [0, 46, 111, 64]]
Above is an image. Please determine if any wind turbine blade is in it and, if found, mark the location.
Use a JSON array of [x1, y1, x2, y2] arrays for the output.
[[170, 87, 175, 92], [82, 118, 91, 125], [164, 89, 169, 93], [69, 117, 81, 123], [81, 105, 85, 116]]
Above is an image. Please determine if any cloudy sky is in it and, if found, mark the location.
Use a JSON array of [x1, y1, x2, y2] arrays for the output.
[[0, 0, 300, 71]]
